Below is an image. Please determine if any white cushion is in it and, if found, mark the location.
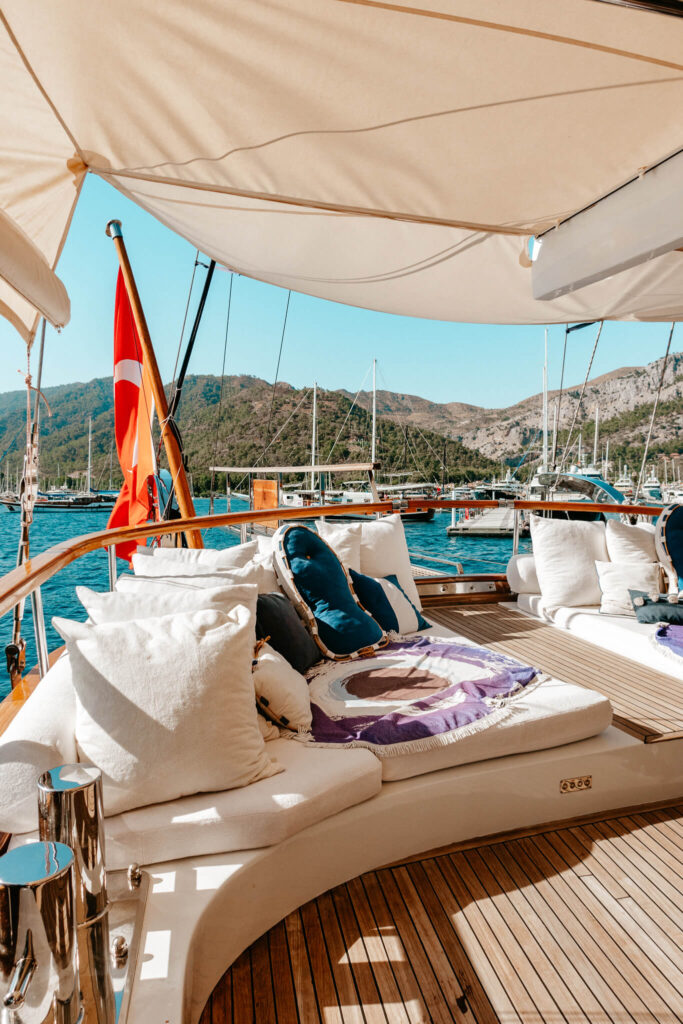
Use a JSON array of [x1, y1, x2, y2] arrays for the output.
[[316, 521, 362, 571], [380, 675, 612, 781], [360, 514, 422, 610], [53, 607, 280, 816], [131, 552, 278, 593], [506, 553, 540, 594], [253, 644, 312, 731], [77, 582, 258, 623], [116, 572, 235, 593], [595, 560, 661, 616], [380, 617, 611, 781], [514, 594, 683, 681], [255, 534, 275, 557], [317, 516, 420, 608], [148, 540, 257, 569], [530, 515, 608, 607], [0, 655, 77, 835], [605, 520, 657, 564], [11, 739, 382, 869], [258, 716, 280, 741]]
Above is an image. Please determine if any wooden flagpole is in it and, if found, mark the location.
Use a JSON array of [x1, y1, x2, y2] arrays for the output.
[[105, 220, 203, 548]]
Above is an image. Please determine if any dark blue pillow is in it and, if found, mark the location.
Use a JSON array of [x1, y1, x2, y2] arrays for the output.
[[273, 525, 385, 659], [656, 503, 683, 590], [629, 589, 683, 624], [350, 568, 430, 634], [256, 592, 321, 674]]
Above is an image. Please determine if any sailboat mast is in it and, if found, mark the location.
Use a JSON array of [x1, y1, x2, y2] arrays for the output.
[[593, 405, 599, 467], [311, 382, 317, 492], [542, 327, 549, 472], [371, 359, 377, 465], [86, 417, 92, 494]]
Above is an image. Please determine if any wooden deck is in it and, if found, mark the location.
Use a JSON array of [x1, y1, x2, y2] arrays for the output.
[[427, 603, 683, 743], [200, 802, 683, 1023]]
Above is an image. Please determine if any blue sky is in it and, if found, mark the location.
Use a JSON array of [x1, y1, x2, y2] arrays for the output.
[[1, 174, 677, 409]]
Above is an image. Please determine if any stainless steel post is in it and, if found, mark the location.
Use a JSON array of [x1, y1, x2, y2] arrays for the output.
[[38, 766, 115, 1024], [30, 586, 49, 680], [0, 840, 82, 1023], [106, 548, 117, 592], [512, 509, 520, 556]]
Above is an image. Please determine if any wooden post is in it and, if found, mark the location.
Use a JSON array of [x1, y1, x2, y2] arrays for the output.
[[105, 220, 202, 548]]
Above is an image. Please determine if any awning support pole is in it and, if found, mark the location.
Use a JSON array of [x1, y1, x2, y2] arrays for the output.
[[105, 220, 202, 548]]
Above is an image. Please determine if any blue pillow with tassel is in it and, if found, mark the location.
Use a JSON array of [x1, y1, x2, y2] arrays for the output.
[[273, 525, 386, 659]]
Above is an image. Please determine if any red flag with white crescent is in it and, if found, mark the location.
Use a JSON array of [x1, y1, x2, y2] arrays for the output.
[[107, 270, 158, 562]]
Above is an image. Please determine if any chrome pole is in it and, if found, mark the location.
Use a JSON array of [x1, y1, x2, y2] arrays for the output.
[[30, 585, 49, 679], [512, 508, 521, 556], [107, 547, 117, 592], [0, 841, 82, 1023], [38, 766, 115, 1024]]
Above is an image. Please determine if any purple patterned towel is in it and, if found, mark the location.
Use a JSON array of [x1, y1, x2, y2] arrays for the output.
[[654, 623, 683, 660], [301, 635, 543, 756]]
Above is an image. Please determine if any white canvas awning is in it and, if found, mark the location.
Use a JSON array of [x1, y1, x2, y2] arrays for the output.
[[0, 208, 70, 342], [1, 0, 683, 337]]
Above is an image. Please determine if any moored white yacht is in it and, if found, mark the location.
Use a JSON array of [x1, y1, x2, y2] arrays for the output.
[[1, 4, 683, 1023]]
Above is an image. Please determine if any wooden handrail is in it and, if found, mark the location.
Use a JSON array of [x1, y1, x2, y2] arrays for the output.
[[0, 497, 662, 621]]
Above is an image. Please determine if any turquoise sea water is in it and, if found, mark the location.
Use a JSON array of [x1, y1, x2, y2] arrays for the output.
[[0, 498, 530, 698]]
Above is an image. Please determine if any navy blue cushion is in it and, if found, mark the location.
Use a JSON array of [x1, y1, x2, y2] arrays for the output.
[[349, 569, 400, 631], [629, 590, 683, 624], [656, 503, 683, 589], [274, 526, 385, 658], [256, 592, 321, 674], [350, 569, 430, 634]]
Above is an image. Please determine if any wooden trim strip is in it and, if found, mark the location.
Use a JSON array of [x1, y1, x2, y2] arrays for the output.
[[0, 497, 659, 621]]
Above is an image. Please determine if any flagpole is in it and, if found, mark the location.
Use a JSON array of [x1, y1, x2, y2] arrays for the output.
[[105, 220, 202, 548]]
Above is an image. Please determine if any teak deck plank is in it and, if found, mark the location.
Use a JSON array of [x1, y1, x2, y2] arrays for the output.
[[426, 603, 683, 742], [204, 805, 683, 1023]]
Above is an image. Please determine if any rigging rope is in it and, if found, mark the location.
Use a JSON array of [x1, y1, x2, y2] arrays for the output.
[[634, 322, 676, 502], [554, 320, 603, 481], [209, 272, 234, 508], [550, 321, 597, 469], [230, 386, 313, 496], [550, 325, 569, 469], [170, 250, 199, 389], [325, 364, 372, 462], [265, 290, 291, 441]]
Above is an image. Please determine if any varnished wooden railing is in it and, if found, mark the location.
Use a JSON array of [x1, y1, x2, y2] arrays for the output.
[[0, 497, 662, 622]]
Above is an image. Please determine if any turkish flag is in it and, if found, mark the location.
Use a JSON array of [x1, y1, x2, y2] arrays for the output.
[[107, 270, 158, 562]]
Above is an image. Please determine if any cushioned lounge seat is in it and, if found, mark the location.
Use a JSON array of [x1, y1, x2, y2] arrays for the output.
[[514, 594, 683, 681], [376, 620, 613, 781], [12, 739, 382, 870]]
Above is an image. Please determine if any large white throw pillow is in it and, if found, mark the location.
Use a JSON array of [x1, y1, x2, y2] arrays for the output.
[[506, 553, 540, 595], [116, 573, 235, 593], [595, 560, 661, 616], [78, 582, 258, 624], [359, 514, 422, 610], [319, 515, 420, 607], [53, 607, 281, 816], [148, 540, 257, 568], [131, 551, 278, 593], [530, 515, 608, 608], [252, 643, 312, 732], [315, 521, 362, 572], [605, 519, 657, 564]]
